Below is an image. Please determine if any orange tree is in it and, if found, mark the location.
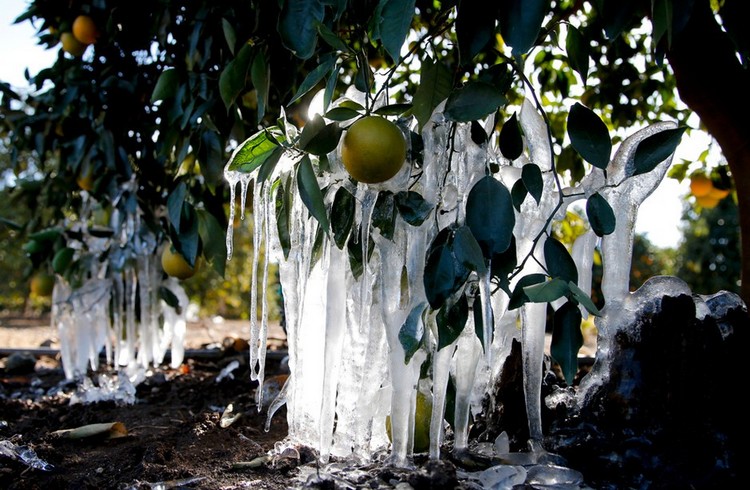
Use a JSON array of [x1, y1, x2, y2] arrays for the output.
[[1, 1, 747, 367]]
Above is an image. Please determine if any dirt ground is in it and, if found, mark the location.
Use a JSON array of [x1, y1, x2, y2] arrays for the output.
[[0, 314, 301, 490]]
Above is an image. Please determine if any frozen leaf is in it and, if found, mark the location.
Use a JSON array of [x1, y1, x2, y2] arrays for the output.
[[424, 229, 470, 309], [437, 295, 469, 350], [275, 177, 292, 260], [632, 126, 686, 176], [226, 127, 285, 173], [412, 57, 452, 131], [508, 273, 547, 310], [395, 191, 433, 226], [523, 277, 570, 304], [399, 302, 427, 364], [499, 113, 523, 160], [51, 422, 128, 440], [586, 192, 616, 236], [453, 225, 488, 274], [567, 102, 611, 169], [296, 155, 330, 230], [544, 237, 578, 283], [372, 191, 397, 241], [466, 176, 515, 258], [331, 187, 355, 249], [568, 281, 601, 317], [550, 301, 583, 385], [521, 163, 543, 204], [445, 81, 506, 122]]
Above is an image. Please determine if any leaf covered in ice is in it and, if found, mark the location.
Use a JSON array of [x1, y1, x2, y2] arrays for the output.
[[586, 192, 616, 236], [399, 302, 427, 364], [632, 126, 686, 176], [550, 301, 584, 385], [395, 191, 433, 226], [499, 112, 523, 160], [372, 191, 397, 241], [521, 163, 543, 205], [424, 228, 471, 309], [331, 186, 355, 249], [296, 155, 330, 230], [523, 277, 569, 304], [445, 81, 507, 122], [544, 237, 578, 284], [567, 102, 611, 169], [466, 176, 515, 258], [226, 126, 285, 174], [508, 273, 546, 310], [436, 295, 469, 350]]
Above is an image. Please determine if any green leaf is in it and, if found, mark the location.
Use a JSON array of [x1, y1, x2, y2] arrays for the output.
[[523, 277, 570, 304], [256, 146, 287, 186], [323, 107, 361, 121], [289, 55, 337, 105], [159, 286, 182, 314], [197, 209, 227, 277], [275, 177, 292, 260], [565, 25, 590, 84], [466, 176, 515, 258], [167, 181, 187, 232], [471, 120, 488, 146], [173, 203, 200, 267], [324, 65, 339, 110], [377, 0, 417, 62], [296, 155, 330, 230], [497, 0, 550, 56], [456, 0, 496, 64], [314, 19, 349, 52], [473, 295, 487, 347], [412, 57, 452, 131], [374, 103, 413, 116], [550, 301, 583, 385], [251, 50, 270, 124], [491, 236, 517, 292], [499, 113, 523, 160], [567, 102, 611, 169], [226, 127, 285, 173], [219, 44, 254, 110], [544, 237, 578, 284], [453, 225, 488, 275], [568, 281, 601, 317], [347, 225, 373, 279], [632, 126, 686, 176], [372, 191, 397, 241], [586, 192, 616, 236], [331, 186, 355, 249], [399, 302, 427, 364], [511, 179, 527, 211], [298, 114, 342, 156], [444, 81, 506, 122], [508, 273, 547, 310], [222, 18, 237, 54], [151, 69, 179, 103], [521, 163, 543, 205], [437, 295, 469, 350], [395, 191, 433, 226], [279, 0, 325, 59], [423, 229, 470, 309], [52, 247, 75, 274]]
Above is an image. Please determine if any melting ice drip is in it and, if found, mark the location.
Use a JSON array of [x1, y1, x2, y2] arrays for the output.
[[225, 97, 679, 466], [52, 179, 188, 386]]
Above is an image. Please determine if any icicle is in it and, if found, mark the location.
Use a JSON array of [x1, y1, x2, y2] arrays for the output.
[[429, 318, 452, 460], [249, 179, 264, 385], [452, 315, 483, 452], [478, 268, 494, 365], [225, 174, 238, 260]]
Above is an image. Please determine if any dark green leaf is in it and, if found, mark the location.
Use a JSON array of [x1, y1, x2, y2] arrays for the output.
[[331, 186, 355, 249], [568, 281, 601, 317], [323, 107, 361, 121], [424, 229, 470, 309], [437, 295, 469, 350], [222, 18, 237, 54], [399, 302, 427, 364], [251, 50, 270, 124], [347, 225, 373, 279], [499, 113, 523, 160], [151, 69, 179, 103], [174, 203, 200, 267], [395, 191, 433, 226], [324, 63, 338, 110], [632, 126, 686, 176], [279, 0, 324, 59], [491, 236, 517, 291], [256, 146, 287, 186], [550, 301, 583, 385], [473, 295, 488, 347], [297, 155, 330, 230], [456, 0, 496, 64], [412, 57, 452, 131], [226, 127, 285, 173], [565, 25, 590, 84], [275, 178, 292, 260], [372, 191, 397, 241], [521, 164, 543, 205], [378, 0, 417, 62], [298, 115, 341, 156], [524, 277, 569, 304], [199, 130, 225, 190], [511, 179, 527, 211], [445, 81, 506, 122], [508, 273, 547, 310], [159, 286, 182, 314], [453, 226, 488, 275], [52, 247, 75, 274], [219, 44, 254, 110], [0, 217, 22, 231], [315, 19, 349, 52], [567, 103, 611, 169], [197, 209, 227, 277], [167, 181, 187, 232], [470, 120, 488, 145], [544, 237, 578, 283], [497, 0, 550, 56], [289, 55, 337, 105], [466, 176, 515, 257], [597, 2, 639, 39], [374, 103, 413, 116], [586, 192, 616, 236]]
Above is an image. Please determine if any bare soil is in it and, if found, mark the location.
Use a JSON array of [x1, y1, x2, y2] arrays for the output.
[[0, 315, 298, 489]]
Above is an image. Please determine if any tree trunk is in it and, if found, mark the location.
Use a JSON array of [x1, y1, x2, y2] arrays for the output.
[[667, 0, 750, 305]]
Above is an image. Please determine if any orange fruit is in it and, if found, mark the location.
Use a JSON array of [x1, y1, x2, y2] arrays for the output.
[[341, 116, 406, 184], [385, 390, 433, 453], [76, 165, 95, 191], [61, 32, 87, 57], [706, 186, 730, 200], [695, 195, 720, 209], [161, 246, 200, 280], [72, 15, 98, 45], [689, 174, 712, 197], [30, 272, 55, 297]]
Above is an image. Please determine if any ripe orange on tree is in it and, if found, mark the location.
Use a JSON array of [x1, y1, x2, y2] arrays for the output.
[[161, 245, 200, 280], [341, 116, 406, 184], [61, 32, 87, 57], [30, 271, 55, 297], [72, 15, 98, 45]]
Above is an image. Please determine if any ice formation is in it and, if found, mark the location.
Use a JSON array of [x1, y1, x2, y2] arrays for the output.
[[225, 93, 681, 465], [52, 179, 189, 388]]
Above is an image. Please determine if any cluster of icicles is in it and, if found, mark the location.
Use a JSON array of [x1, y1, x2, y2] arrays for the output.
[[224, 97, 676, 466], [53, 179, 188, 383]]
